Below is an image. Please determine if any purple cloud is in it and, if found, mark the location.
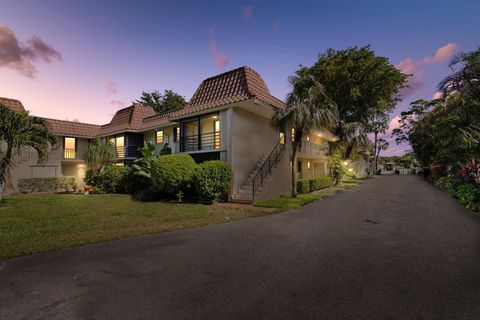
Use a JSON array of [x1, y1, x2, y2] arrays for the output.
[[395, 43, 458, 98], [106, 81, 118, 95], [208, 28, 229, 69], [0, 24, 62, 78], [241, 6, 253, 22]]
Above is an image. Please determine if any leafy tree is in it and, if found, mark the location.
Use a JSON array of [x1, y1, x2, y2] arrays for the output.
[[375, 138, 389, 159], [328, 154, 347, 186], [0, 104, 57, 202], [307, 46, 407, 158], [272, 68, 338, 197], [84, 138, 116, 174], [135, 89, 186, 113], [366, 113, 389, 173]]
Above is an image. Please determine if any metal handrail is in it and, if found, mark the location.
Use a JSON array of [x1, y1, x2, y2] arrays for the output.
[[252, 137, 286, 201]]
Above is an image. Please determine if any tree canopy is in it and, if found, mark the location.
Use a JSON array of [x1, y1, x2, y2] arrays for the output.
[[135, 89, 186, 113], [306, 46, 407, 160], [309, 46, 407, 125]]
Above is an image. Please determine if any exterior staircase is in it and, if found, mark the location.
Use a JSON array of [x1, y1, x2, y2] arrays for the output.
[[231, 138, 286, 204]]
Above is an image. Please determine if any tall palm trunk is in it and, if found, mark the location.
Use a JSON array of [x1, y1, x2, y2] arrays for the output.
[[291, 142, 299, 198], [0, 146, 13, 203], [373, 131, 378, 174]]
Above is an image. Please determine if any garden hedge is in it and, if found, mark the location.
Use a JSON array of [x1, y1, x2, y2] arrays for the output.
[[17, 176, 76, 193], [297, 176, 333, 194]]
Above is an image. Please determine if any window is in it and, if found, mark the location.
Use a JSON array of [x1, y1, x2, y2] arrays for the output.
[[156, 130, 164, 144], [64, 137, 76, 159], [214, 120, 220, 149], [109, 135, 125, 158], [173, 127, 179, 142]]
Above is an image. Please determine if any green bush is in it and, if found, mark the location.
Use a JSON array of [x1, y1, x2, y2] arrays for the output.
[[17, 177, 76, 193], [192, 160, 231, 202], [90, 166, 131, 194], [328, 155, 347, 186], [297, 179, 310, 194], [151, 154, 197, 199], [309, 176, 332, 192], [455, 183, 480, 211]]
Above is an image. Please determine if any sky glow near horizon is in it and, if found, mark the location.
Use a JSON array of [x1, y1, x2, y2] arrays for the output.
[[1, 0, 479, 155]]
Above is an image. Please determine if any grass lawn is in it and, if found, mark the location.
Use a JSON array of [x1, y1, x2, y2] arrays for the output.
[[255, 181, 359, 210], [0, 194, 279, 259]]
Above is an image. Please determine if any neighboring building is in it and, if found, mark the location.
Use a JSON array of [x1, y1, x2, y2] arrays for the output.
[[2, 66, 337, 203]]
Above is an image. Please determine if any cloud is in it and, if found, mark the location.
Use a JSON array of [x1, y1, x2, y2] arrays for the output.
[[424, 43, 459, 64], [0, 24, 62, 78], [432, 91, 443, 100], [208, 28, 229, 69], [272, 22, 280, 32], [395, 43, 458, 98], [106, 81, 118, 95], [241, 6, 253, 22], [111, 100, 125, 109]]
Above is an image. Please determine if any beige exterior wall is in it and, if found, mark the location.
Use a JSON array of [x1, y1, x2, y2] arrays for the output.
[[7, 137, 90, 193], [230, 107, 285, 195], [144, 125, 180, 154]]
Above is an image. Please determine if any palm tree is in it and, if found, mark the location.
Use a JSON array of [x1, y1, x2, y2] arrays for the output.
[[439, 48, 480, 100], [272, 69, 338, 197], [0, 104, 57, 202], [84, 138, 116, 173]]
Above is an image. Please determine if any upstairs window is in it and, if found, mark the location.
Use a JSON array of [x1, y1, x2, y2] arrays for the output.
[[64, 137, 76, 159], [156, 130, 164, 144]]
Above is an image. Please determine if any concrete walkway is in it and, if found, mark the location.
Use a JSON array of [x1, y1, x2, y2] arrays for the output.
[[1, 176, 480, 319]]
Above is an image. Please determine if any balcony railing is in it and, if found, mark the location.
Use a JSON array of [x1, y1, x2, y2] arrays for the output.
[[64, 148, 77, 159], [299, 141, 327, 155], [180, 132, 221, 152]]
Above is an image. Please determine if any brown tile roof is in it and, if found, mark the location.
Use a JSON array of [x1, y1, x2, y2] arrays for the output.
[[99, 104, 157, 135], [173, 66, 285, 118], [141, 109, 180, 130], [0, 97, 26, 113], [42, 118, 101, 139]]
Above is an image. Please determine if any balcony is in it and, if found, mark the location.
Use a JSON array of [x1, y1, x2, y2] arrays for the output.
[[180, 132, 221, 152], [299, 141, 327, 156]]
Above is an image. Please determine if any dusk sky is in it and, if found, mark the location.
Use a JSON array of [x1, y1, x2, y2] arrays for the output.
[[1, 0, 479, 155]]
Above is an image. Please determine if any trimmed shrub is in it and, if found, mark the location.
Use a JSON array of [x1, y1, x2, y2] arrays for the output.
[[297, 179, 310, 194], [309, 176, 332, 192], [92, 166, 131, 193], [151, 154, 197, 198], [17, 177, 76, 193], [193, 160, 231, 202], [328, 155, 347, 185]]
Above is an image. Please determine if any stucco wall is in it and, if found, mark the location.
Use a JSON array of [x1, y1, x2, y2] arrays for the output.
[[7, 137, 90, 193], [231, 107, 280, 194], [254, 150, 292, 201], [144, 126, 179, 153]]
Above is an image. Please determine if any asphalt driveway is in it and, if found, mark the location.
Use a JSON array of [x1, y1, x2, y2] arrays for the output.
[[1, 175, 480, 320]]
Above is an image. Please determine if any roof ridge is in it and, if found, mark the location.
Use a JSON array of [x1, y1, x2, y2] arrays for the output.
[[39, 117, 102, 127]]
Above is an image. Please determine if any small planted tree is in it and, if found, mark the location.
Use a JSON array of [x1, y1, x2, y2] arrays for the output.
[[84, 138, 116, 174], [0, 104, 57, 202], [328, 154, 347, 186]]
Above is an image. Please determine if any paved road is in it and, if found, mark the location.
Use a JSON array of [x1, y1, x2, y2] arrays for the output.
[[2, 176, 480, 320]]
